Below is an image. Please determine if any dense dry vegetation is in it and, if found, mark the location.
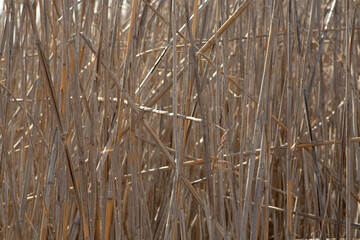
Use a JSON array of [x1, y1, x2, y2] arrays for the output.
[[1, 0, 360, 239]]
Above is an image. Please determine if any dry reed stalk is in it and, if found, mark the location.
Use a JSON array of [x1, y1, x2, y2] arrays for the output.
[[1, 0, 360, 239]]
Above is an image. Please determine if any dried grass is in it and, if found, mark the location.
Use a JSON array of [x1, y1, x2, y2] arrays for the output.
[[1, 0, 360, 239]]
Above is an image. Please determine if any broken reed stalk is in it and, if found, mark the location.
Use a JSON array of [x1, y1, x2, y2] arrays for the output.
[[0, 0, 360, 239]]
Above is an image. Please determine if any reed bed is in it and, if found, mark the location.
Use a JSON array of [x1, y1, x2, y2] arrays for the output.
[[1, 0, 360, 239]]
